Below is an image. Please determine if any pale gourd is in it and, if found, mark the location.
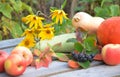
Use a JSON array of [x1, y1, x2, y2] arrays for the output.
[[72, 12, 104, 34]]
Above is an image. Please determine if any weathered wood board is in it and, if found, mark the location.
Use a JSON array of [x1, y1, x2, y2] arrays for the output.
[[0, 38, 120, 77], [0, 38, 23, 54], [50, 64, 120, 77]]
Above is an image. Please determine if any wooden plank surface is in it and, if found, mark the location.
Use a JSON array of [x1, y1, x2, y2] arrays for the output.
[[0, 38, 23, 53], [50, 64, 120, 77], [0, 38, 120, 77]]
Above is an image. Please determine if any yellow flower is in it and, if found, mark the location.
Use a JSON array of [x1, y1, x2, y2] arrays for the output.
[[43, 23, 54, 28], [22, 15, 44, 29], [18, 36, 35, 48], [22, 29, 35, 38], [50, 9, 68, 24], [39, 27, 54, 40]]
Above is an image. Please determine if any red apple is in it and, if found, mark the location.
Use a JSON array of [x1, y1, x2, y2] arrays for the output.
[[101, 44, 120, 65], [0, 50, 9, 72], [4, 54, 26, 76], [11, 46, 33, 66]]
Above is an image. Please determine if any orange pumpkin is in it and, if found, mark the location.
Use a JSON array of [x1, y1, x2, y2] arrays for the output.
[[97, 17, 120, 46]]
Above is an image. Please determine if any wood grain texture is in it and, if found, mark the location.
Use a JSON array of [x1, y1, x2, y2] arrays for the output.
[[0, 38, 23, 48], [50, 65, 120, 77], [50, 64, 120, 77], [0, 38, 23, 53]]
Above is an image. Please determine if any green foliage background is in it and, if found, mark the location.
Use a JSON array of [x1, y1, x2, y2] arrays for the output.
[[0, 0, 120, 40], [0, 0, 33, 40]]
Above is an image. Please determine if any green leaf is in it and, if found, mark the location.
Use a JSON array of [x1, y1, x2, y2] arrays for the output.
[[101, 0, 113, 7], [22, 2, 33, 14], [56, 53, 69, 61], [74, 42, 84, 52], [1, 17, 23, 38], [83, 35, 96, 51], [109, 4, 120, 16], [50, 7, 58, 12], [61, 0, 67, 9], [0, 32, 2, 40], [10, 22, 23, 38], [78, 61, 90, 69], [10, 0, 22, 12], [94, 7, 110, 18], [86, 48, 99, 54], [0, 3, 13, 19]]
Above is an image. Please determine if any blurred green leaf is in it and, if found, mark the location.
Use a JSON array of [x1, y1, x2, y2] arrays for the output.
[[101, 0, 113, 7], [94, 6, 110, 18], [0, 3, 13, 19], [78, 61, 90, 69], [61, 0, 67, 9], [0, 33, 2, 40], [83, 36, 96, 51], [74, 42, 84, 52], [86, 48, 99, 54], [56, 53, 69, 61], [50, 7, 58, 12], [10, 22, 23, 38], [109, 4, 120, 16], [10, 0, 22, 12], [1, 17, 23, 38], [22, 2, 33, 14]]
